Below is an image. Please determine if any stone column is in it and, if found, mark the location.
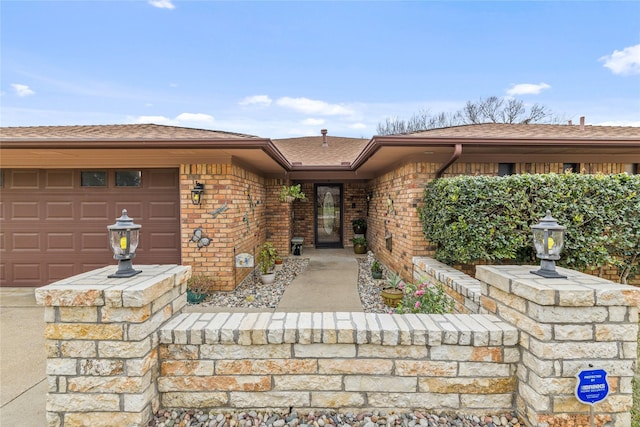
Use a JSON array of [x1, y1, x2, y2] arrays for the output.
[[36, 264, 189, 427], [477, 265, 639, 427]]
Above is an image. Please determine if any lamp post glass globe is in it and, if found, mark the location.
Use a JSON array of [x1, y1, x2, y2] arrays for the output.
[[531, 210, 567, 279], [107, 209, 142, 278]]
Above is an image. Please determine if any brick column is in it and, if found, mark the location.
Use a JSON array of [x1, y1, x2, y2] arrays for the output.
[[477, 265, 640, 427], [36, 264, 190, 427]]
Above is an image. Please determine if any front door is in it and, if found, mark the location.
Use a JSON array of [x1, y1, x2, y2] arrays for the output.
[[315, 184, 343, 248]]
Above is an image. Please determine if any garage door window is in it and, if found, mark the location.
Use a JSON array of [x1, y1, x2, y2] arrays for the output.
[[116, 170, 142, 187], [81, 171, 107, 187]]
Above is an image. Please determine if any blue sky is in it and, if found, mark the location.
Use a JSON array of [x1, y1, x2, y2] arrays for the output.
[[1, 1, 639, 138]]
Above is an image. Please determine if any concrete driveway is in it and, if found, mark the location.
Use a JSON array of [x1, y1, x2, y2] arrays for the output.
[[0, 287, 47, 426]]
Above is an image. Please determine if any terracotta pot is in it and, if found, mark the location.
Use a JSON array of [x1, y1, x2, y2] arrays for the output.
[[381, 287, 403, 307]]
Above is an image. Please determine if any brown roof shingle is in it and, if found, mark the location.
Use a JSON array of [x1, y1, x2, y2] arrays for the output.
[[273, 135, 369, 166], [0, 123, 259, 140], [404, 123, 640, 140]]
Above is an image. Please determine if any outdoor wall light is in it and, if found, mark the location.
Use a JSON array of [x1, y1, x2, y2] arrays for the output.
[[531, 210, 567, 279], [191, 182, 205, 205], [107, 209, 142, 278]]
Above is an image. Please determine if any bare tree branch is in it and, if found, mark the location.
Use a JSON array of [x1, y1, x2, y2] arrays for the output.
[[377, 96, 558, 135]]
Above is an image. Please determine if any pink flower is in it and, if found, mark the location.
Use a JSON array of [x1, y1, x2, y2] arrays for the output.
[[415, 290, 425, 297], [414, 301, 421, 309]]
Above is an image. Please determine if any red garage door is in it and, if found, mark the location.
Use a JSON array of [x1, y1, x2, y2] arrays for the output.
[[0, 168, 181, 287]]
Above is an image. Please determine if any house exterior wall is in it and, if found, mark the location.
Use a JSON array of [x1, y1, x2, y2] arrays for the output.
[[180, 162, 269, 291], [367, 162, 438, 279], [178, 158, 634, 291], [265, 178, 293, 257], [343, 182, 369, 245], [292, 182, 314, 246]]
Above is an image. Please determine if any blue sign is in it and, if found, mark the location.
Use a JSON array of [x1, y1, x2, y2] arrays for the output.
[[576, 368, 609, 405]]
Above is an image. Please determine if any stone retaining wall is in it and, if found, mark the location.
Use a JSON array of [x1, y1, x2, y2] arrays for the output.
[[36, 264, 190, 427], [36, 260, 640, 427], [412, 257, 482, 314], [157, 311, 518, 412]]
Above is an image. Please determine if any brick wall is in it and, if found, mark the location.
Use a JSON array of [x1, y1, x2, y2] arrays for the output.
[[291, 182, 313, 246], [180, 162, 268, 291], [367, 162, 438, 280], [265, 178, 293, 256], [343, 182, 368, 245]]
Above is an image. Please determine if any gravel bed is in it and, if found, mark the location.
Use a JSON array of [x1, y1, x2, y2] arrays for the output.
[[198, 257, 310, 309], [149, 409, 522, 427], [195, 252, 387, 313]]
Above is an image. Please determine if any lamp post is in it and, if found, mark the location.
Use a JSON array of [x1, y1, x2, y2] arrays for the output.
[[191, 182, 205, 205], [531, 210, 567, 279], [107, 209, 142, 278]]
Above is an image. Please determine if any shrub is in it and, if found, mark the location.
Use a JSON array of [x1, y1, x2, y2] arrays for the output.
[[419, 173, 640, 283]]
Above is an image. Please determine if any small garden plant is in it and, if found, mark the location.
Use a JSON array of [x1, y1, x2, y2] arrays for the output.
[[186, 274, 213, 304], [279, 184, 306, 202], [394, 277, 453, 314], [383, 272, 453, 314], [258, 242, 278, 274]]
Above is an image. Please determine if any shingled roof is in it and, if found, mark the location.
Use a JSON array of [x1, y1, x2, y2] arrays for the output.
[[403, 123, 640, 140], [273, 135, 369, 166], [0, 123, 258, 140]]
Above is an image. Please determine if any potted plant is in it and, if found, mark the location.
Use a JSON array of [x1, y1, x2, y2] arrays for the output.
[[380, 271, 404, 308], [258, 242, 278, 284], [371, 260, 383, 280], [279, 184, 306, 203], [352, 218, 367, 234], [186, 274, 211, 304], [352, 236, 367, 254]]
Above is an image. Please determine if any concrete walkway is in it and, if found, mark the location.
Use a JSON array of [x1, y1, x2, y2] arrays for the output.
[[0, 287, 47, 427], [276, 248, 364, 312]]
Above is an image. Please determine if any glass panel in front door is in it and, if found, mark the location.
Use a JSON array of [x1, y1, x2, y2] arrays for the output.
[[315, 184, 342, 247]]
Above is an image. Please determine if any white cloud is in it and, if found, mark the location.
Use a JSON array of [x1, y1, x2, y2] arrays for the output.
[[595, 120, 640, 127], [506, 83, 551, 96], [132, 113, 214, 127], [599, 44, 640, 76], [276, 97, 355, 116], [302, 118, 325, 126], [239, 95, 272, 107], [11, 83, 35, 97], [175, 112, 214, 123], [349, 122, 367, 129], [148, 0, 175, 9], [133, 115, 172, 125]]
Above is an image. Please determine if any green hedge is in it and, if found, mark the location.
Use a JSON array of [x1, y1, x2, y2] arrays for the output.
[[418, 173, 640, 283]]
